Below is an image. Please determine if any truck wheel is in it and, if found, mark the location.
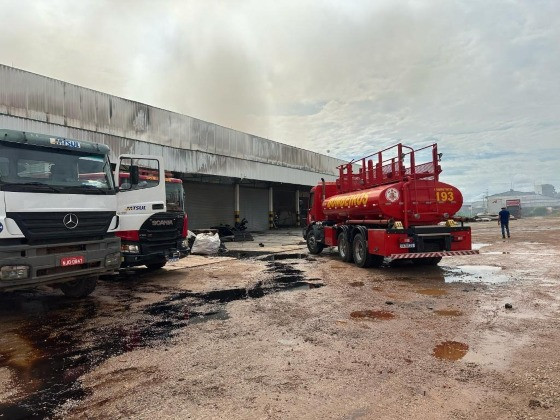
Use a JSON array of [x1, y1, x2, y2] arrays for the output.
[[306, 231, 324, 255], [352, 233, 383, 268], [146, 262, 166, 270], [338, 232, 353, 262], [412, 257, 442, 266], [59, 276, 97, 298]]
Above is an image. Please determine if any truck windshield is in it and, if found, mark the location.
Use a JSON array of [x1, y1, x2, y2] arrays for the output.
[[0, 142, 115, 194], [166, 181, 185, 213]]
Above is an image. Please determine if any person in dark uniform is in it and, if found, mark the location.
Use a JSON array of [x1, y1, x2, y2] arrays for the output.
[[498, 207, 511, 239]]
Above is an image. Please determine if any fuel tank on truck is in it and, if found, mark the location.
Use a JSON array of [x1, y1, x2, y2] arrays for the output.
[[322, 179, 463, 225]]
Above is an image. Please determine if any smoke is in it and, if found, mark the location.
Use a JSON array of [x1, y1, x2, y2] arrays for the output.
[[0, 0, 559, 199]]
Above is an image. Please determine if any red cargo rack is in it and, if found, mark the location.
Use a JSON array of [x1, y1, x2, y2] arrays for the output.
[[336, 143, 442, 193]]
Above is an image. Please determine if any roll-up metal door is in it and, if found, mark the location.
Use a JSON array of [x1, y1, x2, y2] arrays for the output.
[[184, 182, 234, 229], [273, 188, 297, 227], [240, 187, 269, 232]]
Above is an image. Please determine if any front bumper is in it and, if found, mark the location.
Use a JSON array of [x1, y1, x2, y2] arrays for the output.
[[0, 237, 121, 290], [120, 240, 189, 268]]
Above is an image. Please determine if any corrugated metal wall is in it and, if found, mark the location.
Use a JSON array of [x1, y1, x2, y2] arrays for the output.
[[239, 187, 269, 231], [184, 182, 234, 229], [0, 65, 344, 185]]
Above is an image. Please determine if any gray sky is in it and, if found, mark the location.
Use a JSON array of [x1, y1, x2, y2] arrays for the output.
[[1, 0, 559, 201]]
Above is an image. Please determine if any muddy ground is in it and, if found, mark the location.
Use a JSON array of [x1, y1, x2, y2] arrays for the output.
[[0, 217, 559, 419]]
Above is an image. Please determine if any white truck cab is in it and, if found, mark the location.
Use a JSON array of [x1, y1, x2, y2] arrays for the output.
[[0, 129, 165, 297]]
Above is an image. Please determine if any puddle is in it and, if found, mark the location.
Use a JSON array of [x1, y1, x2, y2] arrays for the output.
[[231, 251, 312, 261], [261, 253, 314, 261], [416, 288, 448, 296], [228, 250, 278, 259], [434, 309, 463, 316], [349, 281, 364, 287], [433, 341, 469, 361], [350, 310, 395, 320], [444, 265, 511, 284], [0, 259, 322, 418], [483, 251, 557, 256]]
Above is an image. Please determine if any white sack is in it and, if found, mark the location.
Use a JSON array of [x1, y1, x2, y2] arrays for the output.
[[191, 232, 221, 255]]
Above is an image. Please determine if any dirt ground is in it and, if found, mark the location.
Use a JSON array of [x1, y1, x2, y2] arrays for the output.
[[0, 217, 559, 419]]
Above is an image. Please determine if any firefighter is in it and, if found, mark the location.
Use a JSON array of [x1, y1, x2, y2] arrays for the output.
[[498, 207, 511, 239]]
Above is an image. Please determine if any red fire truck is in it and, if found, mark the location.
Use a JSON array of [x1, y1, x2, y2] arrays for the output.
[[304, 143, 478, 267]]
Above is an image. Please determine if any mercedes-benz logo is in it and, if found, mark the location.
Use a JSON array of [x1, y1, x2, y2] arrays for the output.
[[63, 213, 79, 229]]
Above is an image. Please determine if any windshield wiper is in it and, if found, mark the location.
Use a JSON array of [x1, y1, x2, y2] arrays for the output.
[[0, 182, 62, 193]]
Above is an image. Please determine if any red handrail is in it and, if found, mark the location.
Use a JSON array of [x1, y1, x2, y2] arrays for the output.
[[336, 143, 441, 193]]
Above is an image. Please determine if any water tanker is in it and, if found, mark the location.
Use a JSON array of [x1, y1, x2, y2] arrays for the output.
[[304, 143, 478, 267]]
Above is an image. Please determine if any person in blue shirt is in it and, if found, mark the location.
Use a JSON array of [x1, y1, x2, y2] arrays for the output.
[[498, 207, 511, 239]]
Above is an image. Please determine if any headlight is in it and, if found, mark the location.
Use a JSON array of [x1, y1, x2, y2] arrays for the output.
[[105, 252, 121, 267], [1, 265, 29, 281], [121, 244, 140, 254]]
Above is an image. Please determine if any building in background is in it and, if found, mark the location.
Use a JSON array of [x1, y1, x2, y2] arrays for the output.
[[0, 65, 344, 230], [472, 188, 560, 217], [535, 184, 557, 197]]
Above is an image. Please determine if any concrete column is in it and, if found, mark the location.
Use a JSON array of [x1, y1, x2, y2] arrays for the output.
[[269, 186, 274, 229], [295, 189, 300, 227], [234, 184, 240, 225]]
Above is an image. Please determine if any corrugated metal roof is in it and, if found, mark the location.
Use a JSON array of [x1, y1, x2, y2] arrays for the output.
[[0, 115, 333, 186], [0, 65, 344, 186]]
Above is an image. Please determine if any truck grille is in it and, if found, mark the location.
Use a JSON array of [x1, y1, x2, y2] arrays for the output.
[[138, 213, 183, 254], [7, 211, 115, 245]]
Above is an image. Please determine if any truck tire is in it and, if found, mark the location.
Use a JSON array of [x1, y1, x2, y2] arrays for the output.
[[412, 257, 442, 266], [306, 231, 324, 255], [352, 233, 383, 268], [59, 276, 97, 298], [338, 232, 353, 262], [146, 262, 167, 270]]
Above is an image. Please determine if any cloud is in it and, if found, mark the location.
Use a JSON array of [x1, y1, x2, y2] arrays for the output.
[[0, 0, 558, 201]]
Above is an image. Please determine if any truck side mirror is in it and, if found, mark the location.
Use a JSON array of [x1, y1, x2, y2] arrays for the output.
[[130, 165, 140, 186]]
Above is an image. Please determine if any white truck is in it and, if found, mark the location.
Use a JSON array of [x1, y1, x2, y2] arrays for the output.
[[0, 129, 166, 297]]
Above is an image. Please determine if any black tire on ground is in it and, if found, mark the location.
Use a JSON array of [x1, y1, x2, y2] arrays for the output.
[[352, 233, 383, 268], [412, 257, 442, 266], [146, 262, 167, 270], [59, 276, 98, 298], [306, 231, 325, 255], [338, 232, 353, 262]]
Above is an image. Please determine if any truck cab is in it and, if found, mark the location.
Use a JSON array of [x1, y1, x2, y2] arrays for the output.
[[0, 129, 169, 296], [0, 130, 121, 296], [115, 166, 188, 270]]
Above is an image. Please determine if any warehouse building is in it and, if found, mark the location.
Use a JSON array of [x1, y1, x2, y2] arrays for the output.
[[471, 188, 560, 217], [0, 65, 344, 230]]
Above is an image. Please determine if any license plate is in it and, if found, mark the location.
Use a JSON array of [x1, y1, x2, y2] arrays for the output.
[[166, 251, 180, 262], [60, 256, 85, 267], [399, 243, 415, 249]]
